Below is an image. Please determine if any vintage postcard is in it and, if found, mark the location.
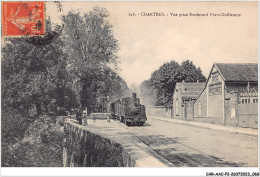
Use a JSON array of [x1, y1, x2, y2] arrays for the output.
[[1, 1, 258, 176]]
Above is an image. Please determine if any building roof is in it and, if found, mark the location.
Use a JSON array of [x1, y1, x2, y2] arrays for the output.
[[215, 63, 258, 82], [175, 82, 205, 98], [175, 82, 205, 91]]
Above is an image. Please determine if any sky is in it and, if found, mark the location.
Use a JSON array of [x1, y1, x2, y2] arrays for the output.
[[47, 1, 258, 89]]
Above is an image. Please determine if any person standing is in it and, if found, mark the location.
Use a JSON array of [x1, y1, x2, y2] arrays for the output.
[[82, 108, 88, 126], [76, 109, 82, 125]]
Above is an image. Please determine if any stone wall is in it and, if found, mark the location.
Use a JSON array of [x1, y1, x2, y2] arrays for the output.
[[148, 107, 166, 117], [224, 83, 258, 127], [63, 123, 135, 167], [63, 119, 170, 167], [224, 91, 239, 126]]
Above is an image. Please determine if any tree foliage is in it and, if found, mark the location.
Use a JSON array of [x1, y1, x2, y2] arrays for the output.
[[2, 7, 127, 117], [2, 115, 64, 167], [62, 7, 127, 112], [140, 60, 206, 106], [1, 7, 128, 167]]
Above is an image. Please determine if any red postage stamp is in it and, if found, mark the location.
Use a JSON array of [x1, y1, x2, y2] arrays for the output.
[[2, 1, 45, 36]]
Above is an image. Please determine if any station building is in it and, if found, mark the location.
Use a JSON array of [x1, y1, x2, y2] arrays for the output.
[[194, 63, 258, 128], [172, 81, 205, 120]]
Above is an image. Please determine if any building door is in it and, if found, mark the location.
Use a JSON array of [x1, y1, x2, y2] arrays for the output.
[[186, 102, 194, 120], [182, 103, 187, 120], [175, 99, 179, 116], [224, 99, 231, 125], [238, 103, 258, 128]]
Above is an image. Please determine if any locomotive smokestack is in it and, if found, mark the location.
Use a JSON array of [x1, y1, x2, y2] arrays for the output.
[[132, 93, 137, 99]]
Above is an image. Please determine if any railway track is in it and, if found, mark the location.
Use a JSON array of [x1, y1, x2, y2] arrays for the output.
[[114, 119, 239, 167]]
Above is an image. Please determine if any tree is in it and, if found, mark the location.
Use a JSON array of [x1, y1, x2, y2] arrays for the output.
[[1, 36, 75, 167], [2, 38, 67, 115], [150, 61, 180, 104], [1, 6, 129, 167], [62, 7, 124, 112], [176, 60, 206, 83], [140, 60, 206, 106]]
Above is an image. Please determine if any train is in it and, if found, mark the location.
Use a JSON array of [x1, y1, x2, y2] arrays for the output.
[[109, 93, 147, 126]]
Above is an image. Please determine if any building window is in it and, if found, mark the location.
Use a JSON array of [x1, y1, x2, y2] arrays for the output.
[[248, 99, 250, 103], [242, 99, 244, 104], [256, 99, 258, 103], [253, 99, 255, 103], [175, 100, 179, 116], [198, 102, 202, 117], [245, 99, 247, 104]]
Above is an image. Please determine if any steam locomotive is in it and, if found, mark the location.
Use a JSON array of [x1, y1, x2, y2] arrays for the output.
[[109, 93, 147, 126]]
